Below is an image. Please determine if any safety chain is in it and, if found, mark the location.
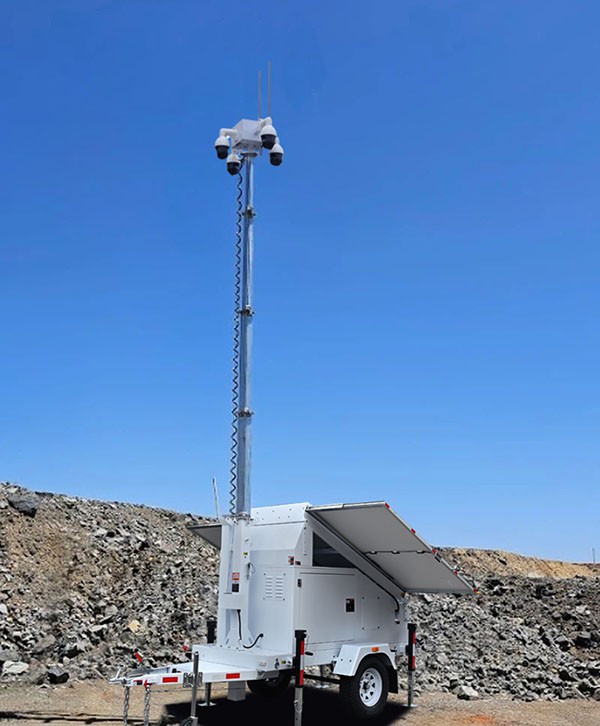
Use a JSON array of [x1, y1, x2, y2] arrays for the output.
[[143, 684, 152, 726], [122, 685, 130, 726]]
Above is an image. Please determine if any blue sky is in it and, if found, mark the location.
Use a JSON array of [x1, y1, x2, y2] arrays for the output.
[[1, 1, 599, 561]]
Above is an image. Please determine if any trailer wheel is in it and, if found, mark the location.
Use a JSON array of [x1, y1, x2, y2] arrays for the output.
[[248, 670, 292, 697], [340, 656, 389, 719]]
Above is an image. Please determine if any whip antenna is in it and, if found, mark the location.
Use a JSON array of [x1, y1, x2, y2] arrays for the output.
[[258, 69, 262, 119], [267, 61, 272, 117]]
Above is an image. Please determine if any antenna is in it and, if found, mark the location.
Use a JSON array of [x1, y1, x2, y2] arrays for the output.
[[212, 476, 220, 518], [258, 69, 262, 120], [267, 61, 272, 118]]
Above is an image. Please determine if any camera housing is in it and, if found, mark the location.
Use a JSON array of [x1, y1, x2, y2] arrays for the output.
[[226, 151, 242, 176], [215, 135, 229, 160], [260, 123, 277, 150], [269, 142, 284, 167]]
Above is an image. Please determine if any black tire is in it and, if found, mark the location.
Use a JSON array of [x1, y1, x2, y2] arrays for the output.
[[340, 656, 389, 719], [247, 669, 292, 697]]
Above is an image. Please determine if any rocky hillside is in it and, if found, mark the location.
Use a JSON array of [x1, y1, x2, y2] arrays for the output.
[[0, 483, 219, 685], [0, 483, 598, 702]]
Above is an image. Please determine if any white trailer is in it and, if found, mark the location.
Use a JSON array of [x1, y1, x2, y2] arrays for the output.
[[112, 500, 475, 721], [111, 85, 476, 723]]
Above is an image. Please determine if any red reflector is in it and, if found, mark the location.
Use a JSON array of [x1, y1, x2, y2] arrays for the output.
[[431, 548, 437, 555], [226, 673, 240, 680], [299, 670, 304, 686], [411, 656, 416, 670], [411, 528, 416, 533], [384, 502, 390, 508], [371, 646, 379, 652], [162, 676, 178, 684]]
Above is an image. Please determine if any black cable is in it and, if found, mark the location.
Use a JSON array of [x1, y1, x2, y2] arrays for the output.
[[236, 609, 264, 649], [243, 633, 264, 650]]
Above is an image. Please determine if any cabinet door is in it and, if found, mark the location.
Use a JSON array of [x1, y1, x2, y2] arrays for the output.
[[297, 571, 357, 644]]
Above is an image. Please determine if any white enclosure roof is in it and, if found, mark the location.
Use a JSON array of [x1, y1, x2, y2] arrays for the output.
[[306, 502, 475, 595]]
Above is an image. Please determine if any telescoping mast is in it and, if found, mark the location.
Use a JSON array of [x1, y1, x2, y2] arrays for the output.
[[112, 80, 477, 725]]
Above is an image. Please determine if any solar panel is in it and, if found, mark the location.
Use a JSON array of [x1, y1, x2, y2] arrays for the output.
[[306, 502, 474, 595]]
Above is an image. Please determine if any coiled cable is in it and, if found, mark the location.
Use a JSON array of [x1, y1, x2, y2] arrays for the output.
[[229, 166, 244, 514]]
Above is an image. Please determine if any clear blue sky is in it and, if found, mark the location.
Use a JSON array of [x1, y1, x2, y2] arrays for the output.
[[1, 1, 598, 561]]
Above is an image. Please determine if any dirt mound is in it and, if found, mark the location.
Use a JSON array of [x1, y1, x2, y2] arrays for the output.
[[445, 548, 598, 580]]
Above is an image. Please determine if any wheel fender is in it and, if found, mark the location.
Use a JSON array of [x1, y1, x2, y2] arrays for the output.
[[332, 644, 396, 677]]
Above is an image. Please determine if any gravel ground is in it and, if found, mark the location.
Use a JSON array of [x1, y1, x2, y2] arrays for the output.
[[0, 681, 599, 726]]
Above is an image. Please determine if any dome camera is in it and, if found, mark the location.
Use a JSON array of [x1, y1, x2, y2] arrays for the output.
[[269, 142, 284, 167], [260, 123, 277, 150], [227, 151, 242, 175], [215, 135, 229, 160]]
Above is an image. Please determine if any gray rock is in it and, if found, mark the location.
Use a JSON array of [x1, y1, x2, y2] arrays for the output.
[[47, 666, 69, 684], [32, 634, 57, 655], [454, 684, 480, 700], [2, 660, 30, 675], [559, 667, 576, 682], [64, 640, 86, 658], [103, 604, 119, 621], [555, 635, 571, 651], [577, 678, 595, 695], [27, 659, 47, 685], [576, 631, 592, 648], [7, 492, 40, 517], [0, 649, 20, 665]]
